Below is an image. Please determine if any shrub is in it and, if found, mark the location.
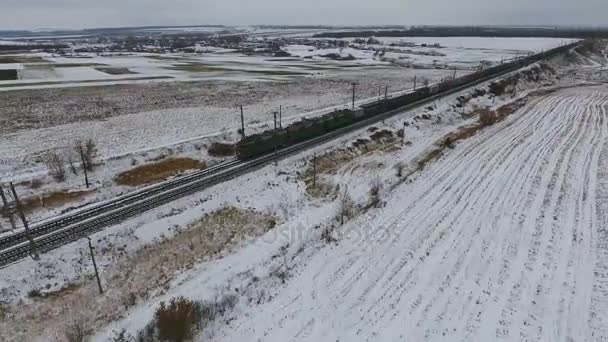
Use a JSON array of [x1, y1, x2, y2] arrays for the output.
[[395, 163, 405, 178], [369, 177, 383, 208], [64, 320, 90, 342], [43, 152, 66, 182], [479, 109, 498, 126], [208, 142, 235, 157], [337, 190, 355, 224], [139, 295, 238, 341]]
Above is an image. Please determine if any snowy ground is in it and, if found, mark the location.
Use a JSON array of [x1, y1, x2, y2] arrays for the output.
[[4, 42, 606, 341]]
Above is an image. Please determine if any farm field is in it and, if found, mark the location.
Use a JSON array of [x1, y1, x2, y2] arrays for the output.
[[1, 38, 606, 342], [0, 33, 574, 229]]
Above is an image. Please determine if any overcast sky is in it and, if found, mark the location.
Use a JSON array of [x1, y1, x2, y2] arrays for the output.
[[0, 0, 605, 30]]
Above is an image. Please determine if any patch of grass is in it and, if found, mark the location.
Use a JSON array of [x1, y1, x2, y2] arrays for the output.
[[207, 142, 235, 157], [304, 132, 400, 198], [4, 190, 92, 216], [115, 158, 205, 187], [94, 67, 137, 75]]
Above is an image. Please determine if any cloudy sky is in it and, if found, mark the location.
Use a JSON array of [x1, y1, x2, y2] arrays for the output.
[[0, 0, 604, 30]]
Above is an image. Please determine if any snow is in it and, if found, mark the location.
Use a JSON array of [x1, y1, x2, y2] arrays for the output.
[[3, 38, 607, 342]]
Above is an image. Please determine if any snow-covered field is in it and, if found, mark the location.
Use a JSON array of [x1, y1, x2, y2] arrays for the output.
[[4, 42, 608, 341], [210, 85, 608, 341], [4, 37, 608, 342]]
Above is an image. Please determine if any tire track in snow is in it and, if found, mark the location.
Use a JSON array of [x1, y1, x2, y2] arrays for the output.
[[218, 86, 608, 342]]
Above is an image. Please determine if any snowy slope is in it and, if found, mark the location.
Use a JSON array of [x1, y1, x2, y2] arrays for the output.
[[209, 85, 608, 341]]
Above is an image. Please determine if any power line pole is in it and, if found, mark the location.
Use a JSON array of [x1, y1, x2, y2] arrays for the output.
[[273, 111, 277, 130], [413, 75, 417, 90], [9, 182, 38, 260], [77, 143, 90, 189], [240, 105, 246, 139], [351, 82, 357, 110], [384, 85, 388, 100], [313, 156, 317, 188], [87, 237, 103, 295], [453, 69, 457, 80], [0, 184, 17, 232], [279, 105, 282, 129]]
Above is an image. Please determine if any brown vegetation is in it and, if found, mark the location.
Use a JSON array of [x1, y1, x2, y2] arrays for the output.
[[0, 206, 275, 342], [12, 190, 92, 215], [115, 158, 205, 186]]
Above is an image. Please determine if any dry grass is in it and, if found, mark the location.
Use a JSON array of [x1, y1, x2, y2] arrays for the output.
[[4, 190, 93, 216], [417, 99, 527, 172], [115, 158, 205, 186], [303, 132, 399, 198], [0, 206, 276, 342]]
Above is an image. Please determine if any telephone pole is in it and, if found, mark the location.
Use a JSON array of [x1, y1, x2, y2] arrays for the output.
[[9, 182, 38, 260], [312, 154, 317, 189], [384, 85, 388, 100], [413, 75, 417, 90], [351, 82, 357, 110], [240, 105, 246, 139], [87, 237, 103, 294], [77, 143, 90, 189], [279, 105, 282, 129]]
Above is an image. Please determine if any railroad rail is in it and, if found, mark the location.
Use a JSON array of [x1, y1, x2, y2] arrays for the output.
[[0, 43, 579, 268]]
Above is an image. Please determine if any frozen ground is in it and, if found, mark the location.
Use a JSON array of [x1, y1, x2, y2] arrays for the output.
[[3, 44, 604, 341], [0, 67, 454, 226], [208, 84, 608, 341]]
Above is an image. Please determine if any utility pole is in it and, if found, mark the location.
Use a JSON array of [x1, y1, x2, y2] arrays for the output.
[[78, 145, 90, 189], [9, 182, 38, 260], [87, 237, 103, 294], [273, 111, 277, 130], [0, 184, 17, 232], [453, 69, 457, 80], [240, 105, 246, 139], [279, 105, 282, 129], [402, 122, 407, 146], [312, 154, 317, 188], [377, 85, 381, 101], [351, 82, 357, 110], [413, 75, 417, 90], [384, 85, 388, 100]]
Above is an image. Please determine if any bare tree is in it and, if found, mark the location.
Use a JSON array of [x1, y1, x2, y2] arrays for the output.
[[67, 154, 78, 176], [75, 139, 97, 188], [43, 151, 66, 182], [75, 139, 97, 172]]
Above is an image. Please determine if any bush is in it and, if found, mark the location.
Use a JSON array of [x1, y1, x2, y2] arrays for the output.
[[479, 109, 498, 126], [64, 320, 90, 342], [155, 297, 200, 342], [43, 152, 66, 182], [139, 295, 238, 342], [208, 142, 235, 157], [369, 177, 383, 208]]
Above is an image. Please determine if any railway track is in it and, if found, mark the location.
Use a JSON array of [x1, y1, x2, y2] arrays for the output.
[[0, 47, 576, 268]]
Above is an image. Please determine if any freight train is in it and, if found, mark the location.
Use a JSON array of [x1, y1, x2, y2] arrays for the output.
[[236, 42, 579, 160]]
